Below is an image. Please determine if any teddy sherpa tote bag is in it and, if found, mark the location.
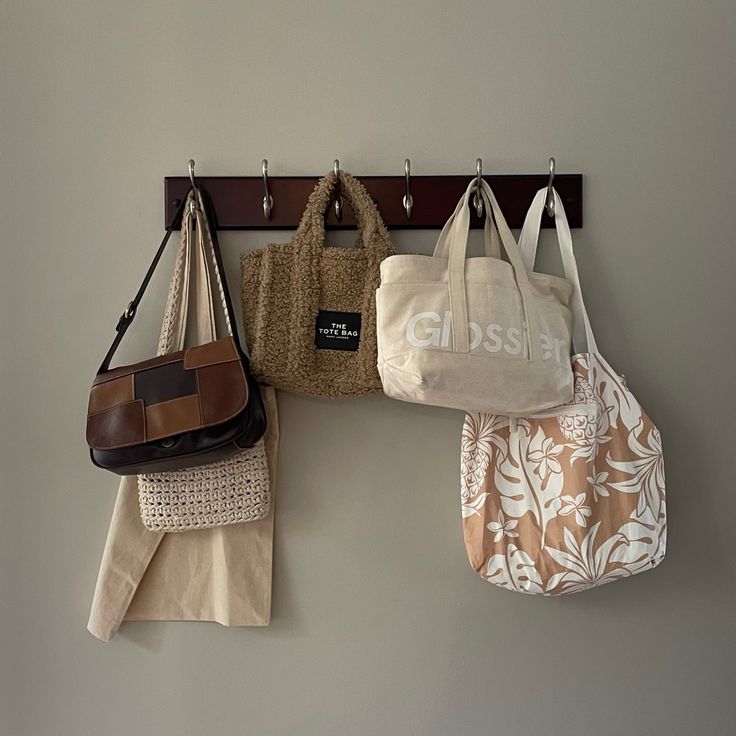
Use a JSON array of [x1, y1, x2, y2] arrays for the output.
[[241, 170, 394, 398], [376, 178, 575, 415], [460, 189, 666, 595]]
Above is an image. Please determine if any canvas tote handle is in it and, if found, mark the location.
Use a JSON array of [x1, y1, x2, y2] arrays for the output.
[[158, 189, 229, 355], [437, 178, 539, 359], [517, 188, 597, 354], [433, 192, 501, 259]]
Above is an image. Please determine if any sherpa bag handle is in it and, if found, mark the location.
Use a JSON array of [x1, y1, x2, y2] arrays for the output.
[[292, 170, 393, 261], [287, 171, 393, 383]]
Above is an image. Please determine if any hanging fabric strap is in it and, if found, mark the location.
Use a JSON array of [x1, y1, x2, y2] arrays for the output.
[[98, 196, 187, 372], [158, 190, 221, 355], [437, 178, 538, 360], [433, 192, 501, 259], [98, 188, 239, 373], [517, 188, 597, 354]]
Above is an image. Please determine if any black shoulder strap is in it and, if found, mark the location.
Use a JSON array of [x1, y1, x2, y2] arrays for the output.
[[98, 194, 190, 373]]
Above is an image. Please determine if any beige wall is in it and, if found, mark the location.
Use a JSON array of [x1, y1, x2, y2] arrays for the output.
[[2, 1, 736, 734]]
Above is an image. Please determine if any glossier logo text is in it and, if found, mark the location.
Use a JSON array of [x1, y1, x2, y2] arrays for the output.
[[405, 311, 566, 363]]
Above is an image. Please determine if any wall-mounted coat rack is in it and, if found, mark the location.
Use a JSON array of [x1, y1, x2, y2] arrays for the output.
[[164, 159, 583, 231]]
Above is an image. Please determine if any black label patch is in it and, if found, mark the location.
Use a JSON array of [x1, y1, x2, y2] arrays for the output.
[[315, 311, 361, 351]]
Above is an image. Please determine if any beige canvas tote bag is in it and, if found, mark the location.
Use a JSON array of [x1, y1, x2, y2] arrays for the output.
[[376, 178, 575, 414], [460, 189, 666, 595], [241, 170, 394, 398], [87, 387, 279, 641], [137, 190, 270, 532]]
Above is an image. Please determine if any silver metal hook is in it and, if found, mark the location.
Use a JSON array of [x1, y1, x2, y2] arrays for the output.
[[545, 157, 556, 217], [261, 159, 273, 220], [472, 158, 484, 218], [187, 159, 199, 213], [333, 158, 343, 222], [403, 158, 413, 219]]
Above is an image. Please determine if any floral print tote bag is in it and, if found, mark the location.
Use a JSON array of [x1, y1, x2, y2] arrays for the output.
[[460, 189, 666, 595]]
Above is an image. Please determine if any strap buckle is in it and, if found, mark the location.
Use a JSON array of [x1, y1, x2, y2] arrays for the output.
[[116, 301, 136, 331]]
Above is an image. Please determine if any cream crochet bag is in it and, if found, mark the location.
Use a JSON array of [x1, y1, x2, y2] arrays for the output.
[[138, 190, 270, 532]]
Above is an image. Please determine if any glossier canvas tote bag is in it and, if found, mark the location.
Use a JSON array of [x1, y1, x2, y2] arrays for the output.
[[376, 178, 575, 414], [460, 189, 666, 595]]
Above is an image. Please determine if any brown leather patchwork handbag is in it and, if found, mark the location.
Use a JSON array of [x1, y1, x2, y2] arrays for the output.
[[86, 188, 266, 476]]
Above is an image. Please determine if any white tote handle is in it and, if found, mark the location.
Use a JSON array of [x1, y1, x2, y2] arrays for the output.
[[434, 194, 501, 259], [517, 189, 548, 270], [436, 178, 538, 359], [518, 188, 597, 354], [192, 205, 217, 345], [157, 190, 227, 355]]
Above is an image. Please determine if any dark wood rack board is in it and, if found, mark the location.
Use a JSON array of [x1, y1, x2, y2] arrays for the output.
[[164, 174, 583, 231]]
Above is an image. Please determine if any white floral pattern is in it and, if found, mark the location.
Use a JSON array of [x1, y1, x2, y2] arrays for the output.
[[607, 420, 665, 517], [558, 493, 593, 527], [460, 353, 666, 596], [545, 524, 631, 594], [495, 424, 565, 548], [588, 471, 609, 502], [462, 493, 489, 519], [528, 436, 564, 479], [486, 544, 544, 595], [487, 510, 519, 542]]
